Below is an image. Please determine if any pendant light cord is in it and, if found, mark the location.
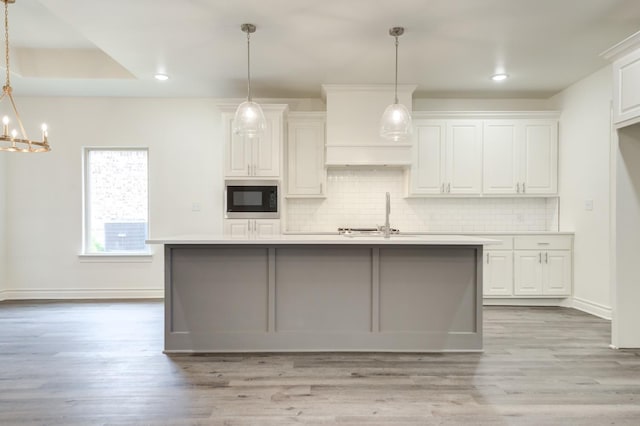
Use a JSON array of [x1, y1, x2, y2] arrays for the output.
[[4, 0, 10, 89], [394, 35, 399, 105], [246, 30, 252, 101]]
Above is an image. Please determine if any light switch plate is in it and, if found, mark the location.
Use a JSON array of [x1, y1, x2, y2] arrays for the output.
[[584, 200, 594, 211]]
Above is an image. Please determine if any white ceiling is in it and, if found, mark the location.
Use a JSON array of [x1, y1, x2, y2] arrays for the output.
[[4, 0, 640, 99]]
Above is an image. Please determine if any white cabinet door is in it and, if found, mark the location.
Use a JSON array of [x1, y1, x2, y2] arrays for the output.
[[514, 250, 544, 295], [252, 111, 281, 177], [223, 219, 251, 239], [521, 120, 558, 194], [224, 108, 284, 178], [483, 250, 514, 296], [224, 114, 253, 177], [287, 114, 326, 196], [613, 47, 640, 127], [254, 219, 281, 239], [483, 121, 519, 194], [543, 250, 572, 295], [411, 121, 446, 194], [483, 119, 557, 195], [223, 219, 280, 239], [446, 120, 482, 194]]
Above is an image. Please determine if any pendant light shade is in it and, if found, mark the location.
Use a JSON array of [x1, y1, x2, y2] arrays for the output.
[[233, 100, 266, 138], [233, 23, 266, 138], [380, 102, 412, 142], [380, 27, 411, 142]]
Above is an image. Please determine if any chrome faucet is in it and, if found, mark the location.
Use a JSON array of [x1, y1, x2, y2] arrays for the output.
[[384, 192, 391, 238]]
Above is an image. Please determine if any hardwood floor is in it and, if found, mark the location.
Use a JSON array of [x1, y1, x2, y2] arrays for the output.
[[1, 301, 639, 425]]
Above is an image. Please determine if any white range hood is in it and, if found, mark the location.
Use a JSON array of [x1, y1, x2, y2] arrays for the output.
[[322, 84, 416, 166]]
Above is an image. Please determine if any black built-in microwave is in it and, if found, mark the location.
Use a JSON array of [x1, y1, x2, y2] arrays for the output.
[[224, 180, 279, 219]]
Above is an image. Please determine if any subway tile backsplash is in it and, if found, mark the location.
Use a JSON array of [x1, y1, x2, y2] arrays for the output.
[[286, 169, 559, 233]]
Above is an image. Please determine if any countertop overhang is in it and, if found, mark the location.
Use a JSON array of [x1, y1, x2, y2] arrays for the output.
[[147, 234, 499, 246]]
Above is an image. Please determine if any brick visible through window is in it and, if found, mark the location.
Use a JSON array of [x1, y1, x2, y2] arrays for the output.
[[83, 148, 149, 254]]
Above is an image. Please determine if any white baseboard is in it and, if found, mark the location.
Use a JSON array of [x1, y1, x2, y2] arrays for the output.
[[1, 288, 163, 300], [483, 298, 570, 307], [570, 297, 612, 320]]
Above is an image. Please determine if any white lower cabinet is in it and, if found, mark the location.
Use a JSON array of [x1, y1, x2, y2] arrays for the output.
[[483, 234, 572, 299], [223, 219, 281, 239], [484, 250, 514, 296], [483, 236, 514, 297], [513, 235, 572, 296]]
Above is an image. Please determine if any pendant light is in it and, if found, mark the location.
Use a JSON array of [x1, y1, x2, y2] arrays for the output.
[[0, 0, 50, 153], [233, 23, 266, 138], [380, 26, 411, 142]]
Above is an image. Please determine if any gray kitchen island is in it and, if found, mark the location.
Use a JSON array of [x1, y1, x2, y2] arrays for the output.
[[147, 234, 497, 353]]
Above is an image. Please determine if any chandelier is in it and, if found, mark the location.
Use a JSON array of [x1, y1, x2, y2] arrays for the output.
[[380, 26, 412, 142], [0, 0, 50, 153]]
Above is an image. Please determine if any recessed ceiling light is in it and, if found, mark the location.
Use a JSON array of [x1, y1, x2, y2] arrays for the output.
[[154, 73, 169, 81], [491, 73, 509, 82]]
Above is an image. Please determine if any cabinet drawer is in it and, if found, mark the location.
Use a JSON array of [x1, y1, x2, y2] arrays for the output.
[[480, 235, 513, 250], [514, 235, 572, 250]]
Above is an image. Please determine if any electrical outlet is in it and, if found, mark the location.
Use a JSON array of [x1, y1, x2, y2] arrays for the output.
[[191, 202, 201, 212], [584, 200, 594, 211]]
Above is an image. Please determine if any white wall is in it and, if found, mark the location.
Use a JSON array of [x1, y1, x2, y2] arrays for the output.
[[0, 153, 6, 297], [550, 66, 613, 318], [5, 97, 222, 299], [613, 123, 640, 347]]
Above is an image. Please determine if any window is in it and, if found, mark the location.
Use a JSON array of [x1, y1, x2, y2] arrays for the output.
[[83, 148, 149, 254]]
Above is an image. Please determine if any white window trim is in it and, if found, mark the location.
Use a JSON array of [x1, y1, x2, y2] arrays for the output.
[[81, 147, 151, 257]]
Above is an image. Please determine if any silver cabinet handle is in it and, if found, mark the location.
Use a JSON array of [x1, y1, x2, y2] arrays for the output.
[[538, 252, 542, 263], [320, 183, 323, 194], [517, 183, 520, 193], [447, 183, 451, 193], [441, 183, 445, 193], [486, 253, 490, 264], [247, 165, 250, 175], [522, 182, 526, 193], [545, 252, 548, 263]]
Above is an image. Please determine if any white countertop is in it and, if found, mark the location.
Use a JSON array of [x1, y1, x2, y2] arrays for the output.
[[147, 234, 499, 246]]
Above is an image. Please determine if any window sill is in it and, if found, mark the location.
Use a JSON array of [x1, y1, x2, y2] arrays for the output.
[[78, 252, 154, 263]]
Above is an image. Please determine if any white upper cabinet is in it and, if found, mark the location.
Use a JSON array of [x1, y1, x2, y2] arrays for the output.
[[410, 119, 482, 195], [411, 120, 446, 194], [483, 118, 558, 195], [446, 120, 483, 194], [286, 112, 326, 197], [521, 120, 558, 194], [223, 105, 288, 178], [606, 36, 640, 128], [482, 121, 519, 194]]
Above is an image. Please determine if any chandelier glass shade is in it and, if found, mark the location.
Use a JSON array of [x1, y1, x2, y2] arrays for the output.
[[380, 26, 411, 142], [233, 23, 266, 138], [0, 0, 50, 153]]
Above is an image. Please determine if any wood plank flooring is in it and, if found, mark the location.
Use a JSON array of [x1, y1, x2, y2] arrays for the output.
[[1, 300, 639, 425]]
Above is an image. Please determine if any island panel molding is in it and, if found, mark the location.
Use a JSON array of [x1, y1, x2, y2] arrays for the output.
[[153, 235, 495, 352]]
